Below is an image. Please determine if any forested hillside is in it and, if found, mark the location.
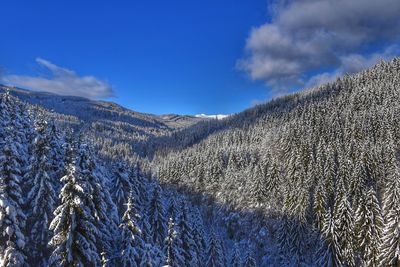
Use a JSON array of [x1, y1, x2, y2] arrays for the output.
[[0, 86, 206, 162], [152, 58, 400, 266], [0, 91, 232, 267], [0, 58, 399, 266]]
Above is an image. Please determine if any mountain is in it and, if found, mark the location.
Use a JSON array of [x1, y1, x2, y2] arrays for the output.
[[0, 86, 205, 161], [1, 58, 400, 266], [195, 114, 230, 120], [151, 58, 400, 265], [0, 86, 203, 129]]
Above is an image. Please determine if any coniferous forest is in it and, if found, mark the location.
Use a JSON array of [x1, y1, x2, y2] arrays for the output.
[[1, 58, 400, 266]]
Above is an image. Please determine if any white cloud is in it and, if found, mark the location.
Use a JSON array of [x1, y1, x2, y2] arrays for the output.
[[306, 45, 400, 87], [238, 0, 400, 92], [2, 58, 114, 99]]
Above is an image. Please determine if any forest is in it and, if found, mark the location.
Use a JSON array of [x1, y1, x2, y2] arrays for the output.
[[0, 58, 400, 266]]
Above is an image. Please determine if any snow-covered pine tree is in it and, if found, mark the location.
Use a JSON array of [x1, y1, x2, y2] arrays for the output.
[[77, 143, 118, 263], [191, 207, 207, 263], [47, 120, 65, 190], [119, 191, 143, 267], [243, 248, 256, 267], [230, 243, 242, 267], [148, 182, 167, 247], [250, 164, 267, 206], [164, 217, 184, 267], [379, 157, 400, 266], [140, 244, 157, 267], [112, 162, 132, 213], [313, 178, 327, 231], [48, 148, 101, 266], [141, 212, 153, 245], [25, 118, 57, 265], [316, 208, 342, 267], [178, 201, 199, 267], [167, 194, 180, 223], [128, 165, 143, 211], [0, 136, 27, 267], [139, 244, 155, 267], [205, 230, 226, 267], [355, 186, 383, 267], [334, 191, 355, 266], [276, 214, 292, 264], [265, 159, 280, 199]]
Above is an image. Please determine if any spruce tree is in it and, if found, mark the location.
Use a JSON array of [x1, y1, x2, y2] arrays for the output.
[[140, 244, 155, 267], [230, 244, 242, 267], [48, 151, 101, 266], [316, 208, 342, 267], [277, 214, 292, 263], [167, 195, 180, 223], [205, 230, 226, 267], [25, 118, 58, 265], [314, 179, 327, 231], [0, 137, 27, 267], [334, 192, 355, 266], [243, 248, 256, 267], [111, 162, 131, 213], [178, 201, 199, 267], [191, 207, 207, 263], [379, 160, 400, 266], [355, 186, 383, 267], [119, 192, 143, 267], [148, 182, 167, 247], [164, 217, 184, 267], [250, 165, 267, 205]]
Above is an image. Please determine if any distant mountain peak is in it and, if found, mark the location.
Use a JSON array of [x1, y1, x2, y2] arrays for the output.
[[194, 114, 229, 120]]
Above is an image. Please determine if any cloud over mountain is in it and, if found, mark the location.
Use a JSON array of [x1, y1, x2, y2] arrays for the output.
[[2, 58, 114, 99], [238, 0, 400, 92]]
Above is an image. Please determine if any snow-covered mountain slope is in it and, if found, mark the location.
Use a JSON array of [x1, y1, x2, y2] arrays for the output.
[[2, 58, 400, 266], [195, 113, 229, 120], [0, 86, 202, 129], [0, 91, 238, 267], [151, 58, 400, 265], [0, 86, 206, 160]]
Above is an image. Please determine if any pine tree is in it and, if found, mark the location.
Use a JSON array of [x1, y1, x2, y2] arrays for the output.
[[178, 201, 199, 267], [265, 160, 280, 197], [119, 192, 143, 267], [0, 137, 27, 266], [316, 208, 342, 267], [277, 214, 292, 263], [25, 118, 57, 265], [129, 163, 147, 209], [164, 217, 184, 267], [314, 179, 327, 231], [47, 120, 65, 190], [250, 164, 267, 205], [148, 182, 167, 247], [230, 244, 242, 267], [355, 186, 383, 267], [289, 214, 309, 265], [77, 144, 118, 263], [334, 192, 355, 266], [191, 207, 207, 263], [111, 162, 132, 213], [206, 230, 226, 267], [140, 244, 155, 267], [167, 195, 180, 223], [243, 248, 256, 267], [48, 154, 101, 266], [379, 159, 400, 266]]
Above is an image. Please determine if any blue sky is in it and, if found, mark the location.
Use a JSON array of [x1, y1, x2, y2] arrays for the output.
[[0, 0, 269, 115], [1, 0, 400, 115]]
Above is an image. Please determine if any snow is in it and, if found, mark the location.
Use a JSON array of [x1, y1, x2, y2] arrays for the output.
[[194, 113, 229, 120]]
